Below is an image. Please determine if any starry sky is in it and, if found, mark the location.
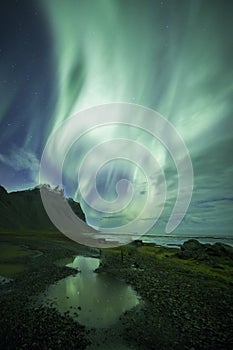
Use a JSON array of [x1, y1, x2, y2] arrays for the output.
[[0, 0, 232, 237]]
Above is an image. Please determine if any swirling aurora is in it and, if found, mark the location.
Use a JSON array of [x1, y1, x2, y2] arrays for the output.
[[0, 0, 232, 237]]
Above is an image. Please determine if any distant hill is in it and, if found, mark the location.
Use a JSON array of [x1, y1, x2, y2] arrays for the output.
[[0, 185, 86, 231]]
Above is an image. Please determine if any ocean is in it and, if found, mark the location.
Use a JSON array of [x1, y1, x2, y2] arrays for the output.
[[89, 232, 233, 247], [142, 235, 233, 248]]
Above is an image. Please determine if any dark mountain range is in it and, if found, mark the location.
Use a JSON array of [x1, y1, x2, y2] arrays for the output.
[[0, 185, 86, 231]]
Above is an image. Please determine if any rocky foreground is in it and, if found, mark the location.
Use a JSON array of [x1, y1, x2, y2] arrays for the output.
[[0, 234, 96, 350], [0, 234, 233, 350], [97, 240, 233, 350]]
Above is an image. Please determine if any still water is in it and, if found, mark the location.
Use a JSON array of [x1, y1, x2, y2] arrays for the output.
[[42, 256, 139, 328]]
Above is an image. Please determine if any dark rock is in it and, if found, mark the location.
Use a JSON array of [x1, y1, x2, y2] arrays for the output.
[[133, 262, 140, 268], [181, 239, 203, 252], [178, 239, 205, 260], [178, 239, 233, 262], [207, 242, 233, 259], [132, 240, 143, 247]]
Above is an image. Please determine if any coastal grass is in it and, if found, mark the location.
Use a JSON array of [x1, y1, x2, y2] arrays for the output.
[[101, 244, 233, 286], [167, 256, 233, 284], [137, 245, 233, 285]]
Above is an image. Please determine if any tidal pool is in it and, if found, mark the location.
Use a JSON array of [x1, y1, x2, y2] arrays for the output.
[[42, 256, 140, 328]]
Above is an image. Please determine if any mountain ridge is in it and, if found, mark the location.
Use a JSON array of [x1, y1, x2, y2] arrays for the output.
[[0, 184, 86, 231]]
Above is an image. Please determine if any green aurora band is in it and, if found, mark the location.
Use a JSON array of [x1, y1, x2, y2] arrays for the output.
[[1, 0, 232, 237], [40, 0, 233, 236]]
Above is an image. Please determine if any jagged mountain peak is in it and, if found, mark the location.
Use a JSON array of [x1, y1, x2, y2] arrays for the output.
[[0, 184, 86, 230]]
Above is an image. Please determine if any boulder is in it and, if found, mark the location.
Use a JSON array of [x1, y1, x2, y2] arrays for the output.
[[206, 242, 233, 259], [178, 239, 206, 260], [178, 239, 233, 262], [181, 239, 203, 251]]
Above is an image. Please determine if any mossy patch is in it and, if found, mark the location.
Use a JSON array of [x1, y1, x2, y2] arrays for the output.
[[0, 243, 34, 260], [0, 263, 26, 277], [167, 256, 233, 284], [0, 243, 34, 276]]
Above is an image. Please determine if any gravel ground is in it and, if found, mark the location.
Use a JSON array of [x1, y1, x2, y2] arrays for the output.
[[97, 248, 233, 350], [0, 236, 96, 350], [1, 236, 233, 350]]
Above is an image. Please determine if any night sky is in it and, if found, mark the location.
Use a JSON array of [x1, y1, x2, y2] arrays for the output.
[[0, 0, 232, 237]]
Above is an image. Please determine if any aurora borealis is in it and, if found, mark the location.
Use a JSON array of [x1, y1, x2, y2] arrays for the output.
[[0, 0, 232, 237]]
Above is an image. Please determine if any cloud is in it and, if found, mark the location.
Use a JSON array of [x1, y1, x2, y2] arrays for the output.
[[0, 146, 39, 183]]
